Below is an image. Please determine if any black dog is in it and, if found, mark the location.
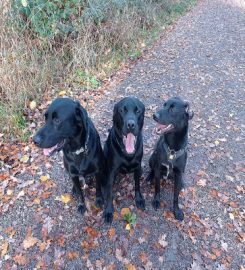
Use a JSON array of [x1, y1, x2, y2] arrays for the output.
[[146, 97, 194, 221], [103, 97, 145, 223], [33, 98, 105, 214]]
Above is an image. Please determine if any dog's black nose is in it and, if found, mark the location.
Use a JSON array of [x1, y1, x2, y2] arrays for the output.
[[153, 113, 159, 121], [33, 134, 42, 146], [127, 119, 135, 130]]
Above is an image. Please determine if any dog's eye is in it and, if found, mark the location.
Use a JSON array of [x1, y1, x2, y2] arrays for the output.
[[135, 107, 141, 114], [53, 118, 61, 125], [119, 108, 124, 113], [163, 103, 167, 107], [169, 104, 174, 112]]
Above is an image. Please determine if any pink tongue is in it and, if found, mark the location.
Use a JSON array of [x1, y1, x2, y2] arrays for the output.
[[43, 145, 57, 156], [125, 133, 135, 154]]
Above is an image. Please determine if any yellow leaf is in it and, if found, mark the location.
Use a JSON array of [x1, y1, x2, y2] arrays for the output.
[[6, 189, 13, 196], [23, 236, 39, 249], [21, 0, 28, 7], [40, 175, 49, 182], [61, 194, 71, 204], [126, 263, 136, 270], [121, 207, 131, 217], [125, 223, 131, 230], [215, 140, 220, 146], [20, 155, 29, 163], [1, 242, 9, 257], [34, 198, 40, 204], [58, 90, 66, 96], [29, 100, 36, 110]]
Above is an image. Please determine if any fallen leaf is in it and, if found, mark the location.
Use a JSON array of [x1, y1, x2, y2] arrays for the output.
[[85, 227, 99, 238], [57, 234, 65, 247], [221, 241, 228, 252], [1, 242, 8, 257], [58, 90, 66, 96], [121, 207, 131, 217], [197, 178, 207, 187], [108, 228, 116, 240], [126, 263, 136, 270], [67, 251, 78, 260], [29, 100, 37, 110], [158, 234, 168, 248], [60, 194, 71, 204], [23, 236, 39, 249], [13, 254, 28, 265], [125, 223, 131, 230], [40, 175, 49, 182], [20, 155, 29, 163]]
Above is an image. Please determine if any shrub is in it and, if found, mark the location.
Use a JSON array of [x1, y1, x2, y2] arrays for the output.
[[1, 0, 197, 138]]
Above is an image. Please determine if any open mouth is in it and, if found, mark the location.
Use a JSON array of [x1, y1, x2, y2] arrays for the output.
[[43, 140, 65, 156], [123, 133, 136, 154], [155, 123, 174, 135]]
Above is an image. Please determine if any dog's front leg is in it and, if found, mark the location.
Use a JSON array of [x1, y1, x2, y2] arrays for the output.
[[95, 173, 104, 208], [173, 170, 184, 221], [134, 167, 145, 209], [152, 170, 161, 210], [71, 176, 86, 215], [103, 172, 115, 224]]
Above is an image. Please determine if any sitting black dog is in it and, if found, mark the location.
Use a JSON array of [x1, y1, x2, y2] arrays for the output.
[[33, 98, 105, 214], [103, 97, 145, 223], [146, 97, 194, 221]]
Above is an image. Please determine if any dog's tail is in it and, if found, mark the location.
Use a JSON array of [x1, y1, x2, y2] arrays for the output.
[[146, 170, 154, 183]]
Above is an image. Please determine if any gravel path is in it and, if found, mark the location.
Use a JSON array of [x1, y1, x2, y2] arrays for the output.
[[1, 0, 245, 269]]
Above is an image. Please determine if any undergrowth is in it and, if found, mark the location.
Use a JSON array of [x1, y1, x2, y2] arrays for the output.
[[0, 0, 197, 138]]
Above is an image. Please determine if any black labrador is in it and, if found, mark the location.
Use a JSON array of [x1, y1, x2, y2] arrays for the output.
[[33, 98, 105, 214], [103, 97, 145, 223], [146, 97, 194, 221]]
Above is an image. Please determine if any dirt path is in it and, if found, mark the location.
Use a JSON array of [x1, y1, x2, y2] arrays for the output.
[[1, 0, 245, 269]]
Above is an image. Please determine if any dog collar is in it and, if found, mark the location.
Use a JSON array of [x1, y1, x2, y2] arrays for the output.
[[163, 141, 187, 162], [73, 131, 90, 155]]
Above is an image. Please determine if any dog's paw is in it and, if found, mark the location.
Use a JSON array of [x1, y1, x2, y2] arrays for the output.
[[77, 203, 86, 215], [152, 198, 160, 210], [95, 196, 104, 208], [173, 208, 184, 221], [103, 210, 113, 224]]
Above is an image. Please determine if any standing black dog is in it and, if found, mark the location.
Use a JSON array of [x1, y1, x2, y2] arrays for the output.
[[146, 97, 194, 221], [33, 98, 105, 214], [103, 97, 145, 223]]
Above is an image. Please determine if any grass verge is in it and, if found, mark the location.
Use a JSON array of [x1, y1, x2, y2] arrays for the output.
[[0, 0, 197, 139]]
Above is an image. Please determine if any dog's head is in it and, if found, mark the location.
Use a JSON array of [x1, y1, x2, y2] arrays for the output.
[[33, 98, 88, 156], [153, 97, 194, 135], [113, 96, 145, 155]]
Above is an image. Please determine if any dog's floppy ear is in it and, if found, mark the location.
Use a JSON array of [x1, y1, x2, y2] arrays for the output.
[[74, 100, 88, 128], [137, 99, 145, 129], [184, 101, 194, 120]]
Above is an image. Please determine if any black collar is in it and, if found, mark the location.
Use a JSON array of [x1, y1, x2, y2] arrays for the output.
[[162, 140, 187, 163], [72, 129, 90, 156]]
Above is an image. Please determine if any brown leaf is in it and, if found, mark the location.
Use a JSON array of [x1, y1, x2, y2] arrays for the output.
[[57, 234, 65, 247], [13, 254, 28, 265], [23, 236, 39, 249], [108, 228, 116, 240], [138, 251, 147, 264], [1, 242, 8, 257], [126, 263, 136, 270], [85, 227, 99, 238], [67, 251, 78, 260], [121, 207, 131, 217]]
